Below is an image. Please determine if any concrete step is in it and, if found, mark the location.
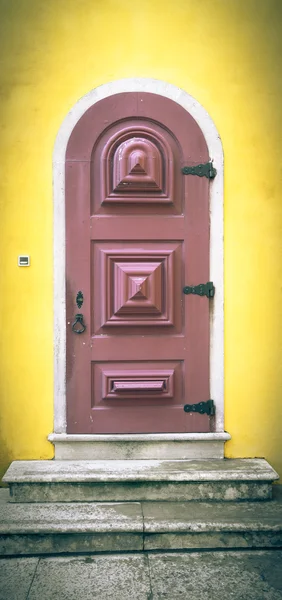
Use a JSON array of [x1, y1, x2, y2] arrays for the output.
[[2, 458, 278, 503], [0, 489, 281, 556]]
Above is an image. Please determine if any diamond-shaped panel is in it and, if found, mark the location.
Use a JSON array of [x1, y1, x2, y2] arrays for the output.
[[113, 261, 163, 316], [100, 247, 175, 328]]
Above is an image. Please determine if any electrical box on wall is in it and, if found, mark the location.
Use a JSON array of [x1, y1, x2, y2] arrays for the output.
[[18, 256, 30, 267]]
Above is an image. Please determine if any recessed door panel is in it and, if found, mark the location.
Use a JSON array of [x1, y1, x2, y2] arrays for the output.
[[92, 242, 182, 335], [91, 121, 182, 215], [92, 361, 181, 406]]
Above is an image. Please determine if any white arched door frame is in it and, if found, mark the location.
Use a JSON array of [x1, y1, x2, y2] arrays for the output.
[[50, 78, 228, 457]]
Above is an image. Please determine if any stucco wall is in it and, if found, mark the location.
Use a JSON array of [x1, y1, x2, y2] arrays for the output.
[[0, 0, 281, 480]]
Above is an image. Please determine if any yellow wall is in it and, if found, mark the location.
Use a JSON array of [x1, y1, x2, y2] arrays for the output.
[[0, 0, 282, 481]]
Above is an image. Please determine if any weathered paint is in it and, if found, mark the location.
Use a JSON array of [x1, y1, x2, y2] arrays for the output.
[[0, 0, 282, 479]]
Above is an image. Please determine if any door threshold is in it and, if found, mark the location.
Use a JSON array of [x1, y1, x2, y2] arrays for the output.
[[48, 432, 231, 460]]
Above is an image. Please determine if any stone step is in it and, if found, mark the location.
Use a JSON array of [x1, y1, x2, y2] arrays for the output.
[[0, 489, 281, 556], [2, 458, 278, 503], [48, 432, 231, 460]]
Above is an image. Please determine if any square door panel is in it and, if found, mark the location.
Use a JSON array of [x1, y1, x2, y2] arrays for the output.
[[92, 361, 183, 407], [92, 242, 182, 334]]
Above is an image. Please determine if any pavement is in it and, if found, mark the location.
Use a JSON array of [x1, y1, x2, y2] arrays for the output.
[[1, 550, 282, 599]]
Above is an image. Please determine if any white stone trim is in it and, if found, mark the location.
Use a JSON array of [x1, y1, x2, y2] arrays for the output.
[[53, 78, 224, 436], [48, 433, 230, 460], [49, 433, 230, 442]]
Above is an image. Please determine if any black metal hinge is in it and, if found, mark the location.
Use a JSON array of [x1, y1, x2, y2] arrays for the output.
[[184, 400, 215, 416], [182, 161, 217, 179], [183, 281, 215, 298]]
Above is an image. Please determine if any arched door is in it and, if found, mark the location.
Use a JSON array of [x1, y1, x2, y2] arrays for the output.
[[65, 92, 212, 433]]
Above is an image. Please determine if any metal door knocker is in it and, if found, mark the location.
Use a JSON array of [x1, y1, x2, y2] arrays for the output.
[[72, 313, 86, 334]]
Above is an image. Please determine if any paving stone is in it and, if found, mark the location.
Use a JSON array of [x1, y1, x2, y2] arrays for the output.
[[27, 555, 151, 600], [0, 557, 38, 600], [2, 551, 282, 599], [148, 550, 282, 599]]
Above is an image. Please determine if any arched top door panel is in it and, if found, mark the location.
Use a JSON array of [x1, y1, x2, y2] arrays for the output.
[[66, 92, 209, 217], [66, 92, 209, 162]]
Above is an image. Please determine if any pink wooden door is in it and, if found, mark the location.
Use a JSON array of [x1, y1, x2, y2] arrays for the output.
[[66, 92, 212, 433]]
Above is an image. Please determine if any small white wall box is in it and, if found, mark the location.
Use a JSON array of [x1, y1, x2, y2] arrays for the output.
[[18, 255, 30, 267]]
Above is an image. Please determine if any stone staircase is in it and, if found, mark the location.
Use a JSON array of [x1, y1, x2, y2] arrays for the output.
[[1, 458, 281, 557]]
